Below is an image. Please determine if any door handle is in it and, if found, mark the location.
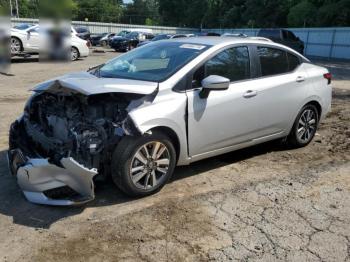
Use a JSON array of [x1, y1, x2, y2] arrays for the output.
[[296, 76, 305, 82], [243, 90, 258, 98]]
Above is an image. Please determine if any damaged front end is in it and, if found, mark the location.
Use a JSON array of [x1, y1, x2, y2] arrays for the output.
[[8, 78, 154, 205]]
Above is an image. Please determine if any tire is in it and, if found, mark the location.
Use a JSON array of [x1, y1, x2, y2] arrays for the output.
[[111, 131, 177, 197], [71, 47, 79, 61], [287, 104, 319, 147], [101, 40, 107, 47], [10, 37, 22, 54]]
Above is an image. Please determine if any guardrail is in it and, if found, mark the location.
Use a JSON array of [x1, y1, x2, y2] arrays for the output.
[[11, 18, 350, 60]]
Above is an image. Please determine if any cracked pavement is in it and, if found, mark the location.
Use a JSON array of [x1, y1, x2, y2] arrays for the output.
[[0, 51, 349, 261]]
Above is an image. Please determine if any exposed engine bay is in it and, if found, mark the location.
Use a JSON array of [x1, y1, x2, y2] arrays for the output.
[[11, 91, 143, 174], [7, 72, 159, 205]]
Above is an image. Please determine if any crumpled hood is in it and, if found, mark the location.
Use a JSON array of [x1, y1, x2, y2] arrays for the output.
[[33, 71, 158, 96]]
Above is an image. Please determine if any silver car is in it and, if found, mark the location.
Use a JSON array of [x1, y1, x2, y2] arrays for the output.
[[8, 37, 332, 205]]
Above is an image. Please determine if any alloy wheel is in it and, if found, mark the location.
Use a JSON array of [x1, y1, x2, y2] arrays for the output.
[[71, 47, 79, 61], [129, 141, 170, 190], [297, 109, 317, 143], [11, 38, 21, 53]]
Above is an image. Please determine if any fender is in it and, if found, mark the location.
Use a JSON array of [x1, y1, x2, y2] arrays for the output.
[[128, 92, 190, 166]]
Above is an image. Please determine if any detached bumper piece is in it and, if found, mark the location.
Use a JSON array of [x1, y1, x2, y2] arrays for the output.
[[8, 149, 97, 206]]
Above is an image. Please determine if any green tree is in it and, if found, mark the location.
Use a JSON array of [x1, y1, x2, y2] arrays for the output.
[[288, 0, 317, 27], [316, 0, 350, 26], [74, 0, 123, 23], [122, 0, 160, 25]]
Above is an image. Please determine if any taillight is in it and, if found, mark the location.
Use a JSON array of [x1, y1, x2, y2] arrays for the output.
[[323, 73, 332, 85]]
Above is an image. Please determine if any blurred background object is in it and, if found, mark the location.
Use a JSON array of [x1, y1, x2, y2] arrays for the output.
[[0, 5, 10, 74]]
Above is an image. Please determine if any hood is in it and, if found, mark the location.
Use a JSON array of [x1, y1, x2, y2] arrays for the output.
[[33, 71, 158, 96], [11, 28, 26, 34]]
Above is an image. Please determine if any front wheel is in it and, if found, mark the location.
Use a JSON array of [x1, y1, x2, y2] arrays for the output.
[[111, 132, 176, 197], [11, 37, 22, 54], [287, 104, 319, 147]]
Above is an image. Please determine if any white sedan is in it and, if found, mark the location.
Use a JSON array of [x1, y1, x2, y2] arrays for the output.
[[10, 25, 90, 61]]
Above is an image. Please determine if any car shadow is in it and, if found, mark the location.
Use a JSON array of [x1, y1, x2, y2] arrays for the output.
[[0, 140, 287, 229], [11, 57, 39, 63]]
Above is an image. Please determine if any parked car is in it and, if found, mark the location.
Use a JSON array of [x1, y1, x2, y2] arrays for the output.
[[8, 37, 332, 205], [10, 25, 90, 61], [98, 33, 116, 46], [90, 33, 108, 46], [137, 33, 193, 47], [74, 26, 91, 41], [110, 31, 154, 52], [257, 29, 304, 54], [103, 31, 132, 46]]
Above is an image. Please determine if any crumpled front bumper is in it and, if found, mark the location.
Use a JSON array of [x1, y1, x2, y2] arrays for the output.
[[7, 149, 98, 206]]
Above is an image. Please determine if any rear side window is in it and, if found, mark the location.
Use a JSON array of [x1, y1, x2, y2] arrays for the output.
[[287, 53, 300, 71], [204, 46, 250, 82], [257, 47, 289, 76]]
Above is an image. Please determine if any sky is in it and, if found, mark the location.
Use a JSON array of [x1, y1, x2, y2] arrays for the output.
[[123, 0, 133, 3]]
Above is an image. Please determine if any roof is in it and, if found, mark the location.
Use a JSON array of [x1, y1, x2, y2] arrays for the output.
[[167, 36, 275, 46], [163, 36, 307, 60]]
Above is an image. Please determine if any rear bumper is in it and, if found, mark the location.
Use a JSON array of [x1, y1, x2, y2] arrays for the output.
[[8, 149, 97, 206], [78, 44, 90, 57]]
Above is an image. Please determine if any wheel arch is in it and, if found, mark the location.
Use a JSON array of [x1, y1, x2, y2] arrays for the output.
[[148, 126, 181, 163], [304, 100, 322, 118]]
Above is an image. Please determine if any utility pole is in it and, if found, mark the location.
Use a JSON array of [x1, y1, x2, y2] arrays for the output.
[[15, 0, 19, 18], [9, 0, 13, 17]]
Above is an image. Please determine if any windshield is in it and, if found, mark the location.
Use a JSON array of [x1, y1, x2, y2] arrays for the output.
[[14, 24, 33, 30], [99, 41, 210, 82]]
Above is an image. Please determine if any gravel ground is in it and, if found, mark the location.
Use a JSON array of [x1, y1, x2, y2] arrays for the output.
[[0, 49, 349, 262]]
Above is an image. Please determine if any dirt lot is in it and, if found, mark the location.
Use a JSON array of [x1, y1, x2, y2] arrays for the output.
[[0, 50, 349, 262]]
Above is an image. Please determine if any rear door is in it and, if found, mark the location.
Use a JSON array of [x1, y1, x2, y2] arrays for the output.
[[252, 46, 309, 134]]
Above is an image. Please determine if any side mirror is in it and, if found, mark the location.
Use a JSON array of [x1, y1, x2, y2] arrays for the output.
[[199, 75, 230, 98], [202, 75, 230, 90]]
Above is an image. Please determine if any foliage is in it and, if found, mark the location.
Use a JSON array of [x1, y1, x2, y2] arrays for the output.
[[4, 0, 350, 28], [288, 0, 317, 27]]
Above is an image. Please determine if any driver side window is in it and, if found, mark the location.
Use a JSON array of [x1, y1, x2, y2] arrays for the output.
[[193, 46, 250, 87]]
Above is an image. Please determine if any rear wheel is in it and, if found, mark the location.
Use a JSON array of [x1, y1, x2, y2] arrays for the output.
[[111, 132, 176, 197], [287, 104, 319, 147], [71, 47, 79, 61]]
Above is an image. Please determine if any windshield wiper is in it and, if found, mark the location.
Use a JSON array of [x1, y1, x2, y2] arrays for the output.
[[88, 63, 105, 78]]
